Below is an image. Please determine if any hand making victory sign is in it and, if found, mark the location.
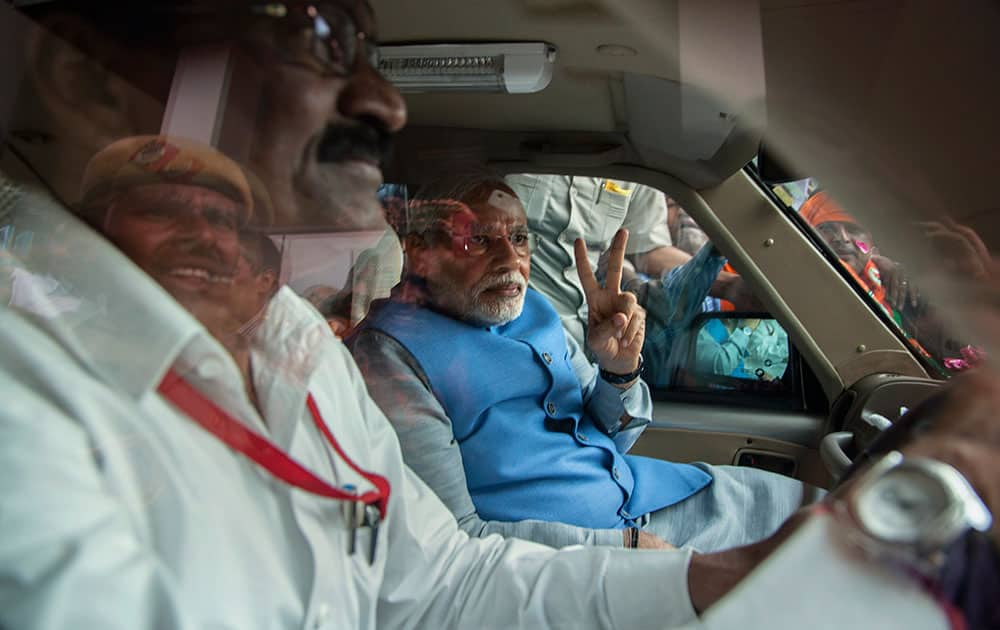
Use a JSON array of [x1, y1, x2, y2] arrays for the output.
[[575, 229, 646, 382]]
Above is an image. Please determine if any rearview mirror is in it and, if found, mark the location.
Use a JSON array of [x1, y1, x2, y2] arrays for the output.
[[693, 315, 789, 382], [673, 313, 794, 397]]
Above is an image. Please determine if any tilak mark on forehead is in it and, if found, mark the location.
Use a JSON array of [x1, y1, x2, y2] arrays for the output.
[[486, 189, 520, 214]]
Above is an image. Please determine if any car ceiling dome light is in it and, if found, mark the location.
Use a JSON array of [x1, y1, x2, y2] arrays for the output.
[[377, 42, 556, 94]]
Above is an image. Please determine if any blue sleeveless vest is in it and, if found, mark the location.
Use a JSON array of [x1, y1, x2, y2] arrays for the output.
[[364, 289, 711, 528]]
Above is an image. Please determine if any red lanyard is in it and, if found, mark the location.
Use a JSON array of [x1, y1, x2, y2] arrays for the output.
[[157, 369, 390, 519]]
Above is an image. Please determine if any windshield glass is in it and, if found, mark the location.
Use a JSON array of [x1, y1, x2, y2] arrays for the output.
[[761, 173, 982, 377]]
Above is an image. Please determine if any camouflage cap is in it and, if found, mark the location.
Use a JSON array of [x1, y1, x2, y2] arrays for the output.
[[79, 135, 254, 218]]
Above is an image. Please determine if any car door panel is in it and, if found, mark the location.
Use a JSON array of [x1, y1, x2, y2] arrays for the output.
[[633, 402, 832, 488]]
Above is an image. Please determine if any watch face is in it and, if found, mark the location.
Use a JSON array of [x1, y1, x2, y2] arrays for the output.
[[855, 467, 951, 544]]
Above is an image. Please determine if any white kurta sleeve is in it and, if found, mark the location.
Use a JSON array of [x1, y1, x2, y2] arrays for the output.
[[698, 516, 948, 630]]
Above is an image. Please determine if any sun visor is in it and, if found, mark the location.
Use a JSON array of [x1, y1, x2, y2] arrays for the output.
[[624, 74, 737, 162], [622, 0, 765, 171]]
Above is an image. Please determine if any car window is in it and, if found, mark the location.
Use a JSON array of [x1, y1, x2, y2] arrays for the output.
[[754, 169, 980, 377], [645, 195, 801, 408], [503, 173, 802, 408]]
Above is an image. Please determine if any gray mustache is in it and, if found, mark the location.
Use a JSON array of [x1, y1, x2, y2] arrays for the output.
[[476, 272, 526, 293]]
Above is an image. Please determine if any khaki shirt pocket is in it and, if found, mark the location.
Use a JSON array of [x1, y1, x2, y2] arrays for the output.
[[593, 180, 631, 245]]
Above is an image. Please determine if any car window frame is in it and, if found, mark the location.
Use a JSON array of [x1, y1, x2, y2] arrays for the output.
[[743, 162, 949, 381]]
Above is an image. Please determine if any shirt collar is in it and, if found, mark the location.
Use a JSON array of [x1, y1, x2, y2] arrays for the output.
[[250, 286, 331, 391]]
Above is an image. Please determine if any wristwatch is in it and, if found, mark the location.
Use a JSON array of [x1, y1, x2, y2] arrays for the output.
[[834, 450, 992, 579], [599, 355, 644, 385]]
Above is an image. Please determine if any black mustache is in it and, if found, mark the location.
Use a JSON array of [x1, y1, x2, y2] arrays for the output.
[[316, 124, 392, 166]]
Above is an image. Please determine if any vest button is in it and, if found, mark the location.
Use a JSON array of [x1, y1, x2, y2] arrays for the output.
[[542, 352, 553, 364], [576, 432, 588, 442], [612, 467, 621, 480], [546, 401, 556, 415]]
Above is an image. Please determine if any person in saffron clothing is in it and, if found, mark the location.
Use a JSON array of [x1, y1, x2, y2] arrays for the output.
[[349, 177, 813, 552], [798, 191, 944, 367], [799, 191, 915, 318]]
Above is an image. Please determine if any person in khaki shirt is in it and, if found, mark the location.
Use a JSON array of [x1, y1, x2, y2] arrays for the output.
[[506, 174, 691, 346]]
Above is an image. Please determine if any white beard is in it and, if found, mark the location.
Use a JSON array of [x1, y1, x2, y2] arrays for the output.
[[428, 270, 526, 327]]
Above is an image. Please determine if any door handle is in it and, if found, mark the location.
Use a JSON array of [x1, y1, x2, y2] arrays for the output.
[[819, 431, 854, 481]]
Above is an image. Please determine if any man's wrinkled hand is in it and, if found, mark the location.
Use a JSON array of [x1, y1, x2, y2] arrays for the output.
[[575, 229, 646, 376], [871, 255, 919, 310]]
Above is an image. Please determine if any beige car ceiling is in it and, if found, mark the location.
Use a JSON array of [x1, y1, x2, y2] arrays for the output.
[[379, 0, 1000, 247], [377, 0, 766, 190]]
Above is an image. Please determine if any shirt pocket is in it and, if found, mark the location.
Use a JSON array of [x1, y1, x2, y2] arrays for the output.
[[592, 180, 631, 246]]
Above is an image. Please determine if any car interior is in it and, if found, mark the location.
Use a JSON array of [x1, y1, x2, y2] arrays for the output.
[[3, 0, 999, 496], [370, 0, 998, 490]]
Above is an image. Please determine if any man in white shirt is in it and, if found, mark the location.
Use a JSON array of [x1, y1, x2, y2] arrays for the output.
[[2, 134, 709, 628]]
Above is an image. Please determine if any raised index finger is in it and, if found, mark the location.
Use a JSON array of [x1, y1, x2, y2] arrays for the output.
[[603, 228, 629, 293]]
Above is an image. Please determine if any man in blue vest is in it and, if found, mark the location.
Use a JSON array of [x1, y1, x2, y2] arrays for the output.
[[350, 177, 812, 551]]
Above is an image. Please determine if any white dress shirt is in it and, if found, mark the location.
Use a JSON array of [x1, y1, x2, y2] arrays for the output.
[[0, 194, 698, 629]]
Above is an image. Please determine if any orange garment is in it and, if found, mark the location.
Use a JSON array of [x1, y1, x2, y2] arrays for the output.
[[799, 191, 859, 227], [845, 258, 937, 363], [843, 259, 893, 315], [717, 263, 738, 310]]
